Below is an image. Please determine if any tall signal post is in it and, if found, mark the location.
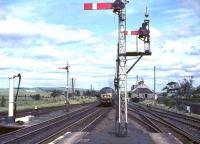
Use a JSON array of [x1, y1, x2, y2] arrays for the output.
[[113, 0, 128, 137], [84, 0, 151, 137], [84, 0, 129, 137], [59, 62, 70, 112]]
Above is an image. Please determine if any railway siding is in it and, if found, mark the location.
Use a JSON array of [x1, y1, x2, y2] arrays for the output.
[[0, 103, 99, 144], [129, 103, 200, 144]]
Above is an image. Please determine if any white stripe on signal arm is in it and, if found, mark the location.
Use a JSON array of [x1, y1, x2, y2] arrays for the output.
[[93, 3, 97, 10]]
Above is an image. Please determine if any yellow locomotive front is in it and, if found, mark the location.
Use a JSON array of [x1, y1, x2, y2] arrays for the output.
[[100, 92, 112, 106]]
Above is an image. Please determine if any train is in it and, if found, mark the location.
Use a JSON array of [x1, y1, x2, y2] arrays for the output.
[[99, 87, 115, 106]]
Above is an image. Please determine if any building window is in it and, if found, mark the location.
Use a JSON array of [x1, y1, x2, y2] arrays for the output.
[[145, 94, 148, 98]]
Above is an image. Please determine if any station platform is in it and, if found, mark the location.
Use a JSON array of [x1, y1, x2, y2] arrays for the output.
[[50, 109, 182, 144], [50, 132, 182, 144]]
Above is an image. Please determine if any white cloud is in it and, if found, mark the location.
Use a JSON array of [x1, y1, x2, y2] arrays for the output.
[[164, 8, 193, 14], [0, 16, 116, 88], [126, 28, 200, 90], [177, 0, 200, 15], [150, 27, 162, 38], [1, 1, 200, 91], [0, 25, 117, 89], [0, 17, 92, 44]]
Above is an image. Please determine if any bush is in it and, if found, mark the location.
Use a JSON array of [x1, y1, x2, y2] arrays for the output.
[[192, 94, 200, 98], [0, 96, 6, 107], [31, 94, 41, 100], [158, 97, 176, 108], [75, 90, 80, 96], [51, 90, 62, 98]]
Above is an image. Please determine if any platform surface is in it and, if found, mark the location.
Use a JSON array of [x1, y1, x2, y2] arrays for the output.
[[50, 109, 182, 144]]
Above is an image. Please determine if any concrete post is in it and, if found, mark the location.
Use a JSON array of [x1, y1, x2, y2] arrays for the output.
[[8, 77, 14, 123]]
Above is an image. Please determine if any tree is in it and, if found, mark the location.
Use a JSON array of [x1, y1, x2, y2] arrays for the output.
[[75, 90, 80, 96], [192, 85, 200, 98], [162, 81, 180, 97], [193, 85, 200, 94], [51, 90, 62, 98], [179, 77, 193, 98], [162, 77, 194, 98], [1, 96, 6, 107], [31, 94, 41, 100], [84, 90, 90, 96]]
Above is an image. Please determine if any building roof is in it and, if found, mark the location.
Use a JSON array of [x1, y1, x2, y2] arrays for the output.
[[133, 88, 153, 94], [131, 80, 154, 94]]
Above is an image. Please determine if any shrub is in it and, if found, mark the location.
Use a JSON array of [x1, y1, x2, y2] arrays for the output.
[[0, 96, 6, 107], [51, 90, 62, 98], [158, 97, 176, 108], [31, 94, 41, 100]]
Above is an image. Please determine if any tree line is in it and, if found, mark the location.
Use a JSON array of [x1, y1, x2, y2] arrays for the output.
[[162, 76, 200, 99]]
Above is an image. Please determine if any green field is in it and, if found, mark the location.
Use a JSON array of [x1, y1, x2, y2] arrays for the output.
[[0, 96, 96, 112], [0, 88, 97, 112]]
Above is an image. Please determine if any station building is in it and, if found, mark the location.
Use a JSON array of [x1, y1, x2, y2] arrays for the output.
[[130, 80, 157, 100]]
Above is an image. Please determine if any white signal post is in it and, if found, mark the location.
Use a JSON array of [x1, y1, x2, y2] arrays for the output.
[[8, 77, 14, 120], [8, 74, 19, 123]]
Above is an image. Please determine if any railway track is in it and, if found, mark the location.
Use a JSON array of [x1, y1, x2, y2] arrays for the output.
[[128, 103, 200, 144], [143, 104, 200, 127], [41, 107, 111, 144], [133, 104, 200, 132], [134, 103, 200, 132], [128, 108, 162, 133], [0, 103, 111, 144]]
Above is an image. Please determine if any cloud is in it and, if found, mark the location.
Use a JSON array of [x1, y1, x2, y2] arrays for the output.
[[150, 27, 162, 38], [1, 0, 200, 91], [177, 0, 200, 15], [164, 8, 195, 19], [126, 27, 200, 90], [0, 27, 117, 89], [185, 50, 200, 56], [0, 17, 93, 45], [164, 8, 193, 14], [0, 16, 118, 89]]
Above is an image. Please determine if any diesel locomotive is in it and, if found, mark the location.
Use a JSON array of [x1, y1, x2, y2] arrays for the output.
[[99, 87, 115, 106]]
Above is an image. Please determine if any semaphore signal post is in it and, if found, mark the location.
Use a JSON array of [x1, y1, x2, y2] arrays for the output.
[[59, 62, 70, 112], [84, 0, 151, 137]]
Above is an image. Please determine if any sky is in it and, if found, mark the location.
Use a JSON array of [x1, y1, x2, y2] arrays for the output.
[[0, 0, 200, 91]]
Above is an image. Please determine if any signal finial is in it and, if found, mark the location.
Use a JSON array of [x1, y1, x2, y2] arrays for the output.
[[145, 6, 149, 18]]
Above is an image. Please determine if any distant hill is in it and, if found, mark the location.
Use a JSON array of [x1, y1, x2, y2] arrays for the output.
[[0, 87, 51, 97], [0, 87, 96, 97]]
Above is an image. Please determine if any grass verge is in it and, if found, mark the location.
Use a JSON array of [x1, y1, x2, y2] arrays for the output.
[[0, 96, 96, 112]]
